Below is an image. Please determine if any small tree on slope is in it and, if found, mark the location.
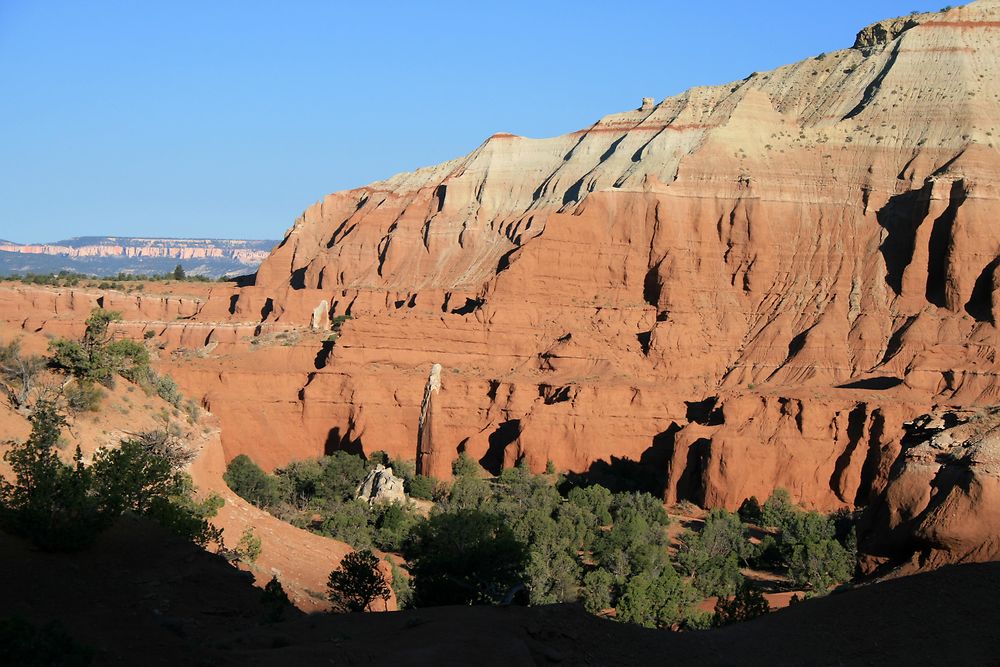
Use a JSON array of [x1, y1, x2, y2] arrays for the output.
[[327, 549, 391, 613]]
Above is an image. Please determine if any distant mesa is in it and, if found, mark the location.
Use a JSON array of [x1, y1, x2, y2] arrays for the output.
[[0, 236, 278, 278]]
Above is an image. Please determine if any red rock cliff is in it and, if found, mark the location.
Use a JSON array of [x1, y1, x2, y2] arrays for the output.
[[3, 1, 1000, 575]]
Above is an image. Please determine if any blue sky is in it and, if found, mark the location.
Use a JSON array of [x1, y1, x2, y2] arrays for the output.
[[0, 1, 946, 243]]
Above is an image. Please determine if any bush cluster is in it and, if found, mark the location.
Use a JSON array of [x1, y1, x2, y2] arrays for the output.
[[0, 401, 222, 552], [0, 266, 223, 286], [224, 451, 432, 551], [48, 308, 183, 407], [225, 450, 858, 627]]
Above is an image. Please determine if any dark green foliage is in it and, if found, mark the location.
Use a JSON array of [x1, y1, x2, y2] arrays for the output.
[[581, 569, 614, 614], [388, 456, 436, 500], [372, 501, 420, 552], [389, 561, 413, 610], [261, 576, 291, 623], [443, 473, 493, 510], [224, 454, 284, 508], [406, 474, 436, 500], [47, 309, 181, 406], [327, 549, 391, 612], [738, 496, 763, 524], [172, 263, 186, 280], [562, 484, 613, 549], [0, 616, 94, 666], [615, 564, 700, 629], [0, 403, 104, 550], [143, 473, 223, 547], [749, 534, 784, 570], [368, 450, 389, 466], [676, 509, 752, 597], [760, 488, 797, 531], [713, 584, 770, 626], [279, 451, 368, 503], [318, 499, 373, 549], [145, 494, 224, 548], [0, 403, 221, 551], [592, 492, 672, 585], [405, 509, 529, 606], [49, 310, 131, 387], [216, 448, 855, 626], [90, 437, 181, 514], [779, 501, 854, 591], [526, 544, 581, 604], [757, 489, 855, 593], [224, 452, 419, 553], [452, 451, 483, 478]]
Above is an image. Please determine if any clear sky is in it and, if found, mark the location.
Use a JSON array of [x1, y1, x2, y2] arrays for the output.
[[0, 1, 947, 243]]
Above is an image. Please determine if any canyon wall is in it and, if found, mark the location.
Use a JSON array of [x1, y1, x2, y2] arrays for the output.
[[3, 2, 1000, 574]]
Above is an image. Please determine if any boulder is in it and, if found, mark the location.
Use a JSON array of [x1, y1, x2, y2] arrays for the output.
[[356, 465, 407, 505]]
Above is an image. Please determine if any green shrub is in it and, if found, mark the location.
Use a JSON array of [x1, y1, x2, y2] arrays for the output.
[[64, 380, 104, 413], [0, 403, 221, 552], [406, 474, 436, 500], [389, 561, 413, 610], [234, 527, 262, 563], [0, 403, 105, 550], [405, 509, 528, 606], [757, 489, 855, 593], [713, 584, 770, 626], [581, 568, 614, 614], [615, 564, 700, 629], [676, 509, 752, 597], [279, 451, 368, 503], [372, 501, 419, 552], [327, 549, 390, 613], [152, 373, 182, 407], [49, 310, 150, 390], [451, 451, 482, 478], [224, 454, 283, 508], [261, 576, 291, 622], [90, 438, 182, 515], [761, 488, 796, 531], [319, 499, 374, 549]]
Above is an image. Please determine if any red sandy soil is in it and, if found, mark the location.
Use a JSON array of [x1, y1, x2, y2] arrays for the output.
[[0, 321, 361, 613]]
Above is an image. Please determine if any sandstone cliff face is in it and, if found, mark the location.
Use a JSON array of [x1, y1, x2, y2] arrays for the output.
[[248, 1, 1000, 488], [2, 2, 1000, 575], [859, 406, 1000, 576]]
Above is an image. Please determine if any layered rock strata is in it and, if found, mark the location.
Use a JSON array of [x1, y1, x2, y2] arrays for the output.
[[2, 2, 1000, 574]]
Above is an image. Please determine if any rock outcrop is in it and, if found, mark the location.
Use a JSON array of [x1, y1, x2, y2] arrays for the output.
[[356, 464, 407, 505], [859, 406, 1000, 576], [2, 2, 1000, 575]]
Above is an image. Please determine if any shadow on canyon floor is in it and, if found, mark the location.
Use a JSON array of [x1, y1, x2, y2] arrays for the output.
[[4, 515, 1000, 666]]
